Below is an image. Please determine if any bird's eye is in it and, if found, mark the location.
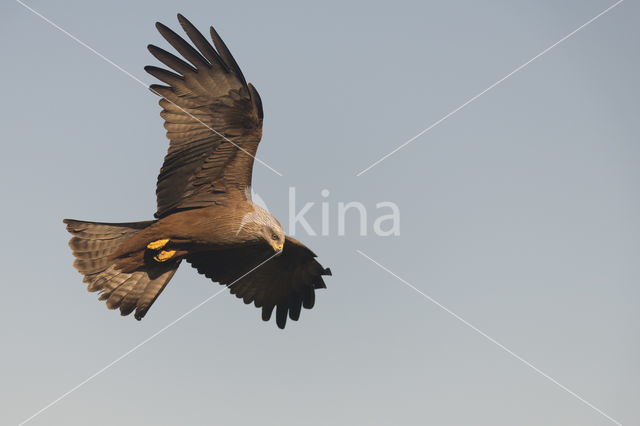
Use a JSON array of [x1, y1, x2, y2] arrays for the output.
[[272, 233, 278, 240]]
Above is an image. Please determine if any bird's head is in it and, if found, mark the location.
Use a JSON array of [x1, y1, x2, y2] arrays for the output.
[[261, 221, 285, 253], [236, 205, 285, 253]]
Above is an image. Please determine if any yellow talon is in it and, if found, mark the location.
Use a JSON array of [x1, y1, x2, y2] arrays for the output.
[[147, 238, 170, 250], [154, 250, 176, 262]]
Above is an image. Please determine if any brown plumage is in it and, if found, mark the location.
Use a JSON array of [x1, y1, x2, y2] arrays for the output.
[[63, 14, 330, 329]]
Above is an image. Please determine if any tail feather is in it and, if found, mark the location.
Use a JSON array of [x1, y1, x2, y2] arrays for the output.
[[63, 219, 180, 320], [65, 219, 153, 281]]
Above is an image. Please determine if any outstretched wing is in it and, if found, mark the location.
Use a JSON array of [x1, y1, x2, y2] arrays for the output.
[[146, 14, 264, 219], [186, 237, 332, 329]]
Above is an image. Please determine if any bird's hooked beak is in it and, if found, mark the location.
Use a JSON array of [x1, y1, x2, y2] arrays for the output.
[[271, 241, 284, 254]]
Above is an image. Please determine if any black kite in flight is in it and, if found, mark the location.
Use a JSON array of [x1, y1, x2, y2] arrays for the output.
[[64, 14, 331, 329]]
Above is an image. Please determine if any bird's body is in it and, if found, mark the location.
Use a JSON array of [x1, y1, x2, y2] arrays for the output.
[[63, 15, 330, 328], [108, 203, 247, 269]]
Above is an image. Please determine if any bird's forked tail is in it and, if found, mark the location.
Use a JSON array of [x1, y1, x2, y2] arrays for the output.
[[63, 219, 180, 320]]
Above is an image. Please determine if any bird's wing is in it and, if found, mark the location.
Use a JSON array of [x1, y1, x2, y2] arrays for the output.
[[186, 237, 332, 328], [146, 14, 264, 219]]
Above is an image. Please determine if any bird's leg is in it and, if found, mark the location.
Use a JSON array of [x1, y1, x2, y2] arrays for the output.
[[146, 239, 177, 262], [147, 238, 170, 250], [154, 250, 177, 262]]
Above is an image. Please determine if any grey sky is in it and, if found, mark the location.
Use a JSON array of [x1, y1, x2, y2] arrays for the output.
[[1, 0, 639, 425]]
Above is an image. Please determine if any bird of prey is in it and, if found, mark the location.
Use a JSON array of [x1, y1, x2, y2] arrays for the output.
[[63, 14, 331, 329]]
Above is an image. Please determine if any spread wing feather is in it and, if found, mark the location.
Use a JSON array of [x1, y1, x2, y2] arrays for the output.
[[147, 14, 264, 219], [186, 237, 331, 329]]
